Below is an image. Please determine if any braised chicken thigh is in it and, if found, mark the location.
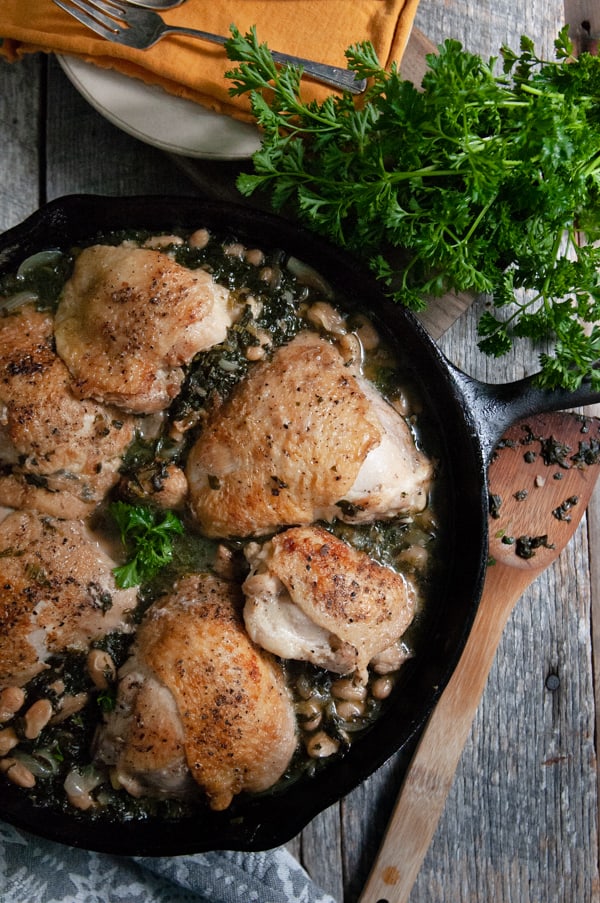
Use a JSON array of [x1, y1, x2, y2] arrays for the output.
[[243, 526, 416, 680], [0, 305, 137, 518], [0, 510, 137, 688], [186, 331, 433, 538], [95, 574, 297, 811], [55, 244, 240, 413]]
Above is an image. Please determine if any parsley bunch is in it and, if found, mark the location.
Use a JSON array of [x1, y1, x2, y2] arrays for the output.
[[225, 27, 600, 391], [109, 501, 184, 588]]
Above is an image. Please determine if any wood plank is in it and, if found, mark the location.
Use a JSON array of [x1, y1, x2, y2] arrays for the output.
[[398, 25, 436, 84], [587, 478, 600, 881], [565, 0, 599, 54], [0, 54, 44, 231], [300, 805, 345, 903], [44, 55, 201, 200], [565, 0, 600, 878], [341, 751, 417, 902]]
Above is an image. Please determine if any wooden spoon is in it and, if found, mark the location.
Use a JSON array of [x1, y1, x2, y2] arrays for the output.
[[358, 410, 600, 903]]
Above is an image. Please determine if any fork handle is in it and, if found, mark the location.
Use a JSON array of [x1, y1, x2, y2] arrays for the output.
[[159, 25, 367, 94]]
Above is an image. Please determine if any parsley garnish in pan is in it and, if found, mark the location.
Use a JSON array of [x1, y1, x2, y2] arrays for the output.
[[225, 26, 600, 391], [109, 501, 184, 588]]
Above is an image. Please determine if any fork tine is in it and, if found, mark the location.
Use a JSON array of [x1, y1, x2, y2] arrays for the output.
[[85, 0, 128, 16], [53, 0, 121, 35]]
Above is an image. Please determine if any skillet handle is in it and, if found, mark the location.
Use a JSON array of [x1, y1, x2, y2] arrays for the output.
[[449, 365, 600, 462]]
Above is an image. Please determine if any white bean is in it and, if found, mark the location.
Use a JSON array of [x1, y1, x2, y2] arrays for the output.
[[244, 248, 265, 267], [23, 699, 53, 740], [245, 344, 267, 361], [336, 700, 365, 721], [224, 242, 245, 260], [352, 314, 380, 351], [87, 649, 117, 690], [0, 757, 36, 788], [371, 675, 395, 700], [396, 545, 429, 570], [306, 301, 347, 335], [295, 674, 315, 701], [331, 677, 367, 702], [50, 693, 89, 725], [305, 731, 340, 759], [150, 464, 188, 509], [0, 686, 25, 722], [296, 699, 322, 732], [0, 727, 19, 756], [188, 228, 210, 249]]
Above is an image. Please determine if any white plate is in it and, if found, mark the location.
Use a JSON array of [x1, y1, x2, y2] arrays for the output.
[[56, 54, 261, 160]]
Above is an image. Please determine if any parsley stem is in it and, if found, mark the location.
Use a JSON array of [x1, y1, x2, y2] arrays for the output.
[[463, 197, 495, 244]]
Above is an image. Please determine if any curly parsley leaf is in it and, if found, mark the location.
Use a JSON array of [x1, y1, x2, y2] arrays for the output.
[[96, 689, 117, 713], [224, 25, 600, 391], [109, 501, 184, 589]]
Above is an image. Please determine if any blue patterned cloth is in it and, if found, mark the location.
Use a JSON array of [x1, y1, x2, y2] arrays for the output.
[[1, 822, 337, 903]]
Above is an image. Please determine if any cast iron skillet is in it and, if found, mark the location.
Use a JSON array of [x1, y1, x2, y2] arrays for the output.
[[0, 194, 597, 855]]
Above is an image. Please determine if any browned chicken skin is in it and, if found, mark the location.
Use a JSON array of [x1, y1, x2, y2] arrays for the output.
[[0, 305, 138, 518], [94, 667, 194, 802], [55, 244, 240, 413], [95, 573, 297, 811], [0, 510, 137, 689], [243, 525, 416, 680], [186, 331, 432, 538]]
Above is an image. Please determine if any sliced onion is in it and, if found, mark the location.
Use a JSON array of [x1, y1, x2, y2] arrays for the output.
[[10, 748, 59, 778], [287, 256, 334, 297], [218, 357, 239, 372], [16, 249, 63, 278], [64, 765, 104, 810], [1, 290, 38, 312]]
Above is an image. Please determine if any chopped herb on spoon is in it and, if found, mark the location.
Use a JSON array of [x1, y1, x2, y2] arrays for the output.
[[224, 26, 600, 391]]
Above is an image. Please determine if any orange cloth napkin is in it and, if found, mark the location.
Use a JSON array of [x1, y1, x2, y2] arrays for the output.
[[0, 0, 420, 122]]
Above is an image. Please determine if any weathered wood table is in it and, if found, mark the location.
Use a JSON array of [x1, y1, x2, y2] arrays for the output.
[[1, 1, 599, 900]]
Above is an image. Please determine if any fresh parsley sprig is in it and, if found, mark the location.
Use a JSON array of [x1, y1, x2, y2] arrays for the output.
[[109, 501, 184, 589], [224, 26, 600, 391]]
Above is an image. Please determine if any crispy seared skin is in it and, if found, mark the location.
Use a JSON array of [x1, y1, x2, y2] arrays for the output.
[[0, 305, 137, 517], [243, 525, 416, 678], [0, 511, 137, 688], [187, 331, 432, 537], [97, 574, 297, 811], [186, 331, 387, 537], [94, 666, 194, 802], [55, 244, 238, 413]]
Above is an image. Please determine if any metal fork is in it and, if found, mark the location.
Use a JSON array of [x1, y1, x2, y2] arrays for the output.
[[52, 0, 367, 94]]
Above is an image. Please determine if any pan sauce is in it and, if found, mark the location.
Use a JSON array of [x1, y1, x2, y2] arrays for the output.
[[0, 226, 443, 820]]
